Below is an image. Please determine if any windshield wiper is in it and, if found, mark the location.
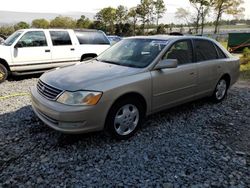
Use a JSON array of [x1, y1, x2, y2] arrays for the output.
[[99, 59, 122, 66]]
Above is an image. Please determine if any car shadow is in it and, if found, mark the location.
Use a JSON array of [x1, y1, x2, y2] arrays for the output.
[[7, 73, 42, 82]]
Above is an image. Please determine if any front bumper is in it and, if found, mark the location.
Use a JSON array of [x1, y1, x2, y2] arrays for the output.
[[31, 87, 108, 134]]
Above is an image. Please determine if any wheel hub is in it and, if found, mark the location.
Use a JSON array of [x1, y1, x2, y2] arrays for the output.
[[216, 79, 227, 100], [114, 104, 139, 136]]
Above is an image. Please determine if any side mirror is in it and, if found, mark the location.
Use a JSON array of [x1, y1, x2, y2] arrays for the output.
[[154, 59, 178, 70], [14, 42, 22, 48]]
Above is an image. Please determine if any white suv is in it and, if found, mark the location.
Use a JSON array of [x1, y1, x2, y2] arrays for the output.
[[0, 29, 110, 83]]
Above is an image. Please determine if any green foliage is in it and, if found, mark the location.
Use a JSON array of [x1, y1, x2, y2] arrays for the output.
[[212, 0, 245, 33], [136, 0, 154, 34], [189, 0, 210, 34], [128, 7, 138, 36], [156, 24, 166, 34], [14, 21, 30, 30], [95, 7, 117, 34], [32, 19, 50, 28], [240, 48, 250, 65], [76, 15, 91, 29], [0, 26, 15, 36], [240, 63, 250, 80], [154, 0, 166, 26], [50, 16, 76, 28]]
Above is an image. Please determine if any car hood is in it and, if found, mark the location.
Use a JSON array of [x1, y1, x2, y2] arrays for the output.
[[40, 60, 143, 91]]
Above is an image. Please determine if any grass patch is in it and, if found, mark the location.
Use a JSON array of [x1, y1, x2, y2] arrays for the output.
[[240, 63, 250, 80], [220, 41, 228, 49], [239, 48, 250, 80]]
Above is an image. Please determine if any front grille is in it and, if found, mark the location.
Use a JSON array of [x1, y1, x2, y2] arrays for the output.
[[37, 79, 63, 100]]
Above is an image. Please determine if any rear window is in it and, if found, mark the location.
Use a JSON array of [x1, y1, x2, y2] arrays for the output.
[[215, 44, 227, 59], [75, 31, 110, 45], [194, 39, 218, 62], [50, 31, 72, 46]]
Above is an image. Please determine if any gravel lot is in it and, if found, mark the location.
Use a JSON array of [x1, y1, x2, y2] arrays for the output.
[[0, 76, 250, 187]]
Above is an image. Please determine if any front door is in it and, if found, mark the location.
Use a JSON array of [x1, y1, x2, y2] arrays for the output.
[[12, 31, 51, 66], [151, 39, 197, 112]]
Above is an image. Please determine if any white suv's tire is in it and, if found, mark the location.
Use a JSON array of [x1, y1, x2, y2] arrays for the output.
[[0, 64, 8, 83]]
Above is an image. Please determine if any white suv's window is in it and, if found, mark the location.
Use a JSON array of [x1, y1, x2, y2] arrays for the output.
[[17, 31, 47, 47], [75, 31, 110, 45], [50, 31, 72, 46]]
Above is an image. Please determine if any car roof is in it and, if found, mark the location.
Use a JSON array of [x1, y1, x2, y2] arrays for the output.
[[126, 35, 216, 42], [18, 28, 99, 32]]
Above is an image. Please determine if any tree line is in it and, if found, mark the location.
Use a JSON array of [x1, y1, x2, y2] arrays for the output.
[[0, 0, 246, 37]]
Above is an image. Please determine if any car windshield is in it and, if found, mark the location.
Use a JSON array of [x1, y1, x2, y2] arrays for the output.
[[97, 38, 168, 68], [3, 31, 23, 46]]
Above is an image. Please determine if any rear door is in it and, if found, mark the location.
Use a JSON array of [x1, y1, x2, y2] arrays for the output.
[[151, 39, 198, 111], [49, 30, 78, 63], [11, 31, 51, 66], [193, 39, 225, 95]]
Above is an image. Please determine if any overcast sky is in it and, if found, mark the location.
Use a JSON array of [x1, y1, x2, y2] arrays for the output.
[[0, 0, 249, 18]]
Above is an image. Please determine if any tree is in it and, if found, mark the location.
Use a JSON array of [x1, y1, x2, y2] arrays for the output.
[[189, 0, 210, 34], [128, 7, 138, 36], [50, 16, 76, 28], [116, 5, 128, 35], [154, 0, 166, 27], [136, 0, 154, 34], [14, 21, 30, 30], [0, 26, 15, 36], [156, 24, 166, 34], [212, 0, 245, 34], [76, 15, 91, 28], [95, 7, 117, 34], [32, 19, 50, 28], [175, 8, 191, 26]]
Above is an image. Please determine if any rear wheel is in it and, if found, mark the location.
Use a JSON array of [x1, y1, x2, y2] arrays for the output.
[[106, 98, 145, 139], [0, 64, 8, 83], [212, 78, 228, 102]]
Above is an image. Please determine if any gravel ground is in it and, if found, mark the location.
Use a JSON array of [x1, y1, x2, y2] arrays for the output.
[[0, 77, 250, 187]]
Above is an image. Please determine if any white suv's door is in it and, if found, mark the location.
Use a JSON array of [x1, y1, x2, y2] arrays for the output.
[[49, 31, 78, 63], [11, 31, 51, 69]]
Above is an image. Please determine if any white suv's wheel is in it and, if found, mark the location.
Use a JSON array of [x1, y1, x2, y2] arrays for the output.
[[0, 64, 8, 83]]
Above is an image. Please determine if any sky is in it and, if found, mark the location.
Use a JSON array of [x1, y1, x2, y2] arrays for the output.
[[0, 0, 249, 19]]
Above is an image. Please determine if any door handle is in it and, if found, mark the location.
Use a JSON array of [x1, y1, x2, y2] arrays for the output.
[[70, 48, 75, 51], [45, 49, 50, 52]]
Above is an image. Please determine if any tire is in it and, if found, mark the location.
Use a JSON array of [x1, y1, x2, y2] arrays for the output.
[[105, 98, 145, 140], [212, 78, 228, 103], [0, 64, 8, 83]]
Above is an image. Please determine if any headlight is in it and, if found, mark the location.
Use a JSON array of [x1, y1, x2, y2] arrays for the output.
[[57, 91, 102, 106]]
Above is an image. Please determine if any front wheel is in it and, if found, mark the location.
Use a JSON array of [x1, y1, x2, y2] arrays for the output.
[[212, 78, 228, 102], [105, 99, 145, 140], [0, 64, 8, 83]]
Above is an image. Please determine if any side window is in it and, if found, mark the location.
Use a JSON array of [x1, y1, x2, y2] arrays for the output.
[[75, 31, 110, 45], [75, 31, 89, 44], [18, 31, 47, 47], [194, 40, 217, 62], [215, 44, 227, 59], [91, 32, 110, 44], [163, 40, 193, 65], [50, 31, 72, 46]]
